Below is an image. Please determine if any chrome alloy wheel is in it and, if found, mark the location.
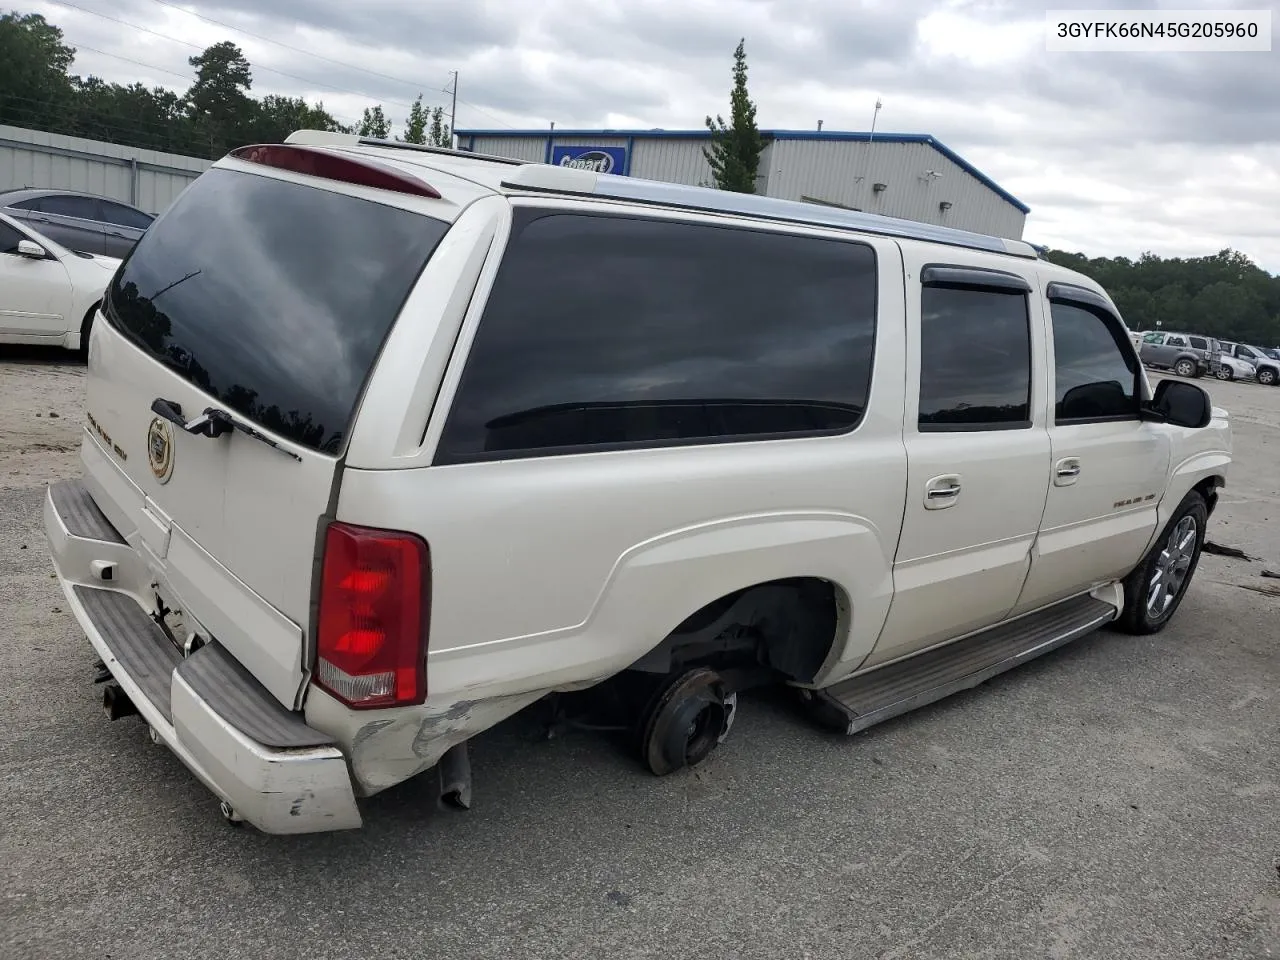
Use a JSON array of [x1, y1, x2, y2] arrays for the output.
[[1147, 515, 1198, 619]]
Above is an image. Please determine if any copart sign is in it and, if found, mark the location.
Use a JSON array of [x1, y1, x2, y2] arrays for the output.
[[551, 145, 627, 175]]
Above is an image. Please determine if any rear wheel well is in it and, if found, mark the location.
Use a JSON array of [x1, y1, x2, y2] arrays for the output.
[[627, 577, 847, 685]]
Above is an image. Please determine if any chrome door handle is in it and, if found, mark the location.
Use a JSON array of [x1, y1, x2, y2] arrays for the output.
[[925, 474, 962, 509], [1055, 458, 1081, 486]]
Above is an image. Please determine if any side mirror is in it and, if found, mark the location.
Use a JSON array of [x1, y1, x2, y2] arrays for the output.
[[16, 239, 47, 259], [1147, 378, 1212, 429]]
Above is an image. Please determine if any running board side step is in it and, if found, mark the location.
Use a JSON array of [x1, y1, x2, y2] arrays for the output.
[[809, 594, 1118, 735]]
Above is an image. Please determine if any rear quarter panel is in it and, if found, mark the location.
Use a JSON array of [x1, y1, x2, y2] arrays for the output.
[[335, 206, 912, 705]]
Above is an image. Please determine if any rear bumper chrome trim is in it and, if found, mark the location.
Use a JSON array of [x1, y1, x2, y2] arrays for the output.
[[44, 481, 362, 834]]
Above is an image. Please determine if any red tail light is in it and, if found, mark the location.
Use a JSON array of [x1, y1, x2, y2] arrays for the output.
[[229, 144, 442, 199], [314, 522, 430, 709]]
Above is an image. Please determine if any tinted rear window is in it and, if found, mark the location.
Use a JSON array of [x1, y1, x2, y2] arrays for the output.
[[917, 285, 1031, 430], [101, 201, 153, 230], [436, 210, 878, 463], [106, 168, 448, 454]]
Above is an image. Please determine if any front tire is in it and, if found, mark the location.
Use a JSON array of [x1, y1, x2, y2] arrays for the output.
[[1117, 491, 1207, 635], [1174, 358, 1197, 378], [1259, 367, 1278, 386]]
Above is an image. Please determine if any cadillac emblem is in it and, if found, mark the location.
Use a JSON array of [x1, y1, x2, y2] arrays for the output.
[[147, 416, 175, 484]]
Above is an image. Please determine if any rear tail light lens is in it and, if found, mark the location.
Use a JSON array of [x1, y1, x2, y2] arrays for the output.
[[315, 522, 430, 709]]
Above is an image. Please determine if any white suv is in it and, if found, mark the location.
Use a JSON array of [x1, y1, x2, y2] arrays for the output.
[[44, 132, 1233, 834]]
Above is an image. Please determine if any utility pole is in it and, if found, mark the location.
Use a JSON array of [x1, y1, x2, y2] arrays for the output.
[[449, 71, 458, 149], [869, 97, 882, 141]]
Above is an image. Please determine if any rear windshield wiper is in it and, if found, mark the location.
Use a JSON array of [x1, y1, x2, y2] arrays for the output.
[[151, 398, 302, 462]]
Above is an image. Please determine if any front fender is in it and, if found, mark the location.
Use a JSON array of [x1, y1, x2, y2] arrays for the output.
[[1145, 422, 1231, 554]]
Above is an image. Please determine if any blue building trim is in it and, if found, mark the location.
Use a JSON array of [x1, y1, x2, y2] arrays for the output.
[[454, 127, 1030, 214]]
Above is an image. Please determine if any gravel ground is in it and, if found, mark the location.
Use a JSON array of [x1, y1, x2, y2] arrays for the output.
[[1, 347, 1278, 960]]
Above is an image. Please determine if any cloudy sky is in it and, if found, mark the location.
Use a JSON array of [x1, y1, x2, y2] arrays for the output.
[[25, 0, 1280, 271]]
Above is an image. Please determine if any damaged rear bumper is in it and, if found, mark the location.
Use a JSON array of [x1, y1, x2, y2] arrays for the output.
[[44, 479, 362, 834]]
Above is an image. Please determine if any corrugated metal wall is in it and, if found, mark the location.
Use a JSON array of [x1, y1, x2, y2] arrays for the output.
[[0, 124, 211, 215], [466, 133, 1024, 239], [766, 139, 1026, 239], [464, 135, 546, 163], [631, 139, 715, 187]]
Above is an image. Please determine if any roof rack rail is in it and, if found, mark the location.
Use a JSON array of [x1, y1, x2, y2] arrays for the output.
[[498, 165, 1038, 258], [283, 129, 523, 165]]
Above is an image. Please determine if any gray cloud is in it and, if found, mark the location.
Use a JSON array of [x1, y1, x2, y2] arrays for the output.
[[27, 0, 1280, 270]]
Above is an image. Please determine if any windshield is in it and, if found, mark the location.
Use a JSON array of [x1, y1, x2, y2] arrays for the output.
[[105, 168, 449, 454]]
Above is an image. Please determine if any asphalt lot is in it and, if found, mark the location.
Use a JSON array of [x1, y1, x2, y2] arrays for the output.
[[1, 346, 1278, 960]]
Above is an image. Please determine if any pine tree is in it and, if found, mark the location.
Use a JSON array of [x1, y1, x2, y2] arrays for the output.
[[703, 39, 765, 194], [428, 105, 451, 148], [356, 104, 391, 139], [402, 94, 427, 144], [185, 41, 253, 158]]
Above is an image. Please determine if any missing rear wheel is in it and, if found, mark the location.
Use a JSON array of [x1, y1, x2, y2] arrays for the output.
[[635, 667, 735, 777]]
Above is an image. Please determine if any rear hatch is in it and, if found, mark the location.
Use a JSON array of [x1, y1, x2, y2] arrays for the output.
[[84, 159, 450, 707]]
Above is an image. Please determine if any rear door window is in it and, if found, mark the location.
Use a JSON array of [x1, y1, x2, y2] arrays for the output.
[[100, 201, 153, 230], [917, 284, 1032, 430], [1189, 336, 1207, 350], [436, 210, 879, 463], [106, 167, 449, 454]]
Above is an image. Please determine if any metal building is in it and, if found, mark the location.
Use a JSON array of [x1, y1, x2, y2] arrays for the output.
[[454, 128, 1029, 240], [0, 124, 211, 215]]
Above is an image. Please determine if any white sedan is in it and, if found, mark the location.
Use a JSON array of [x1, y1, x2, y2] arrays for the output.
[[1215, 353, 1256, 382], [0, 210, 121, 354]]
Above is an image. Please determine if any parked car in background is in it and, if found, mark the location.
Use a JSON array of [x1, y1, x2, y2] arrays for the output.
[[1139, 330, 1212, 378], [0, 211, 119, 354], [0, 188, 154, 259], [1219, 341, 1280, 386], [1215, 352, 1255, 382]]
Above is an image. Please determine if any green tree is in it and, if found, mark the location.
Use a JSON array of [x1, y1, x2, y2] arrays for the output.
[[185, 40, 254, 158], [70, 78, 189, 153], [249, 94, 347, 144], [401, 94, 427, 144], [703, 39, 765, 193], [0, 15, 346, 156], [1042, 246, 1280, 346], [0, 12, 76, 133], [356, 104, 391, 139], [428, 105, 450, 147]]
